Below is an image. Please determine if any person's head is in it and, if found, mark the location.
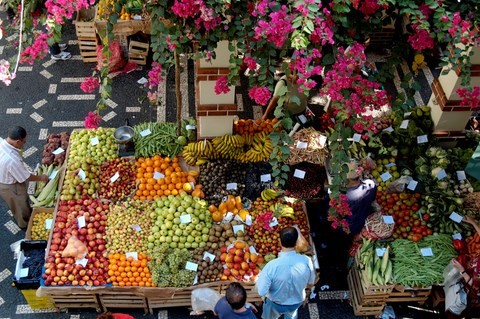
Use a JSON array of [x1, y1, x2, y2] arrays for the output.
[[225, 282, 247, 310], [97, 312, 114, 319], [358, 35, 371, 47], [279, 226, 298, 249], [7, 126, 27, 148]]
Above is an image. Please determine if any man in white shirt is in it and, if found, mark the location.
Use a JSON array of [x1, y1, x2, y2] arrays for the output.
[[257, 226, 316, 319], [0, 127, 49, 228]]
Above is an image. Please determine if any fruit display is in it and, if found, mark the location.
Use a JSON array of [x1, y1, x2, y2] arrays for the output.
[[133, 122, 184, 158], [198, 160, 246, 206], [134, 155, 198, 201], [105, 199, 153, 255], [148, 193, 212, 252], [207, 195, 245, 222], [233, 118, 280, 136], [182, 131, 273, 166], [192, 247, 223, 284], [248, 198, 310, 256], [148, 244, 197, 287], [43, 197, 110, 286], [108, 253, 155, 287], [30, 209, 54, 240], [371, 156, 399, 193], [219, 241, 263, 282], [29, 164, 61, 207], [97, 0, 138, 20], [98, 158, 136, 201], [41, 132, 70, 165], [284, 162, 326, 199]]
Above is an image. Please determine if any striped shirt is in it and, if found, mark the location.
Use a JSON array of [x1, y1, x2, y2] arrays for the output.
[[0, 138, 31, 184]]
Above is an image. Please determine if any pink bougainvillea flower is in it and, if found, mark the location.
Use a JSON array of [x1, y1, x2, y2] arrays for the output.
[[84, 111, 102, 129], [248, 86, 271, 106], [214, 76, 230, 95], [80, 76, 100, 93], [457, 86, 480, 109]]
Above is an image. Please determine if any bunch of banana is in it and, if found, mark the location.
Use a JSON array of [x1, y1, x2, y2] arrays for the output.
[[260, 188, 279, 201], [346, 139, 368, 160], [239, 132, 273, 162], [268, 202, 295, 218], [212, 135, 245, 159], [182, 140, 216, 166]]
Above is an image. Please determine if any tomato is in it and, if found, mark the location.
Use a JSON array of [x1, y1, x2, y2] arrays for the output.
[[423, 214, 430, 221], [413, 220, 420, 226], [398, 211, 405, 218], [407, 234, 413, 240], [404, 216, 410, 221], [401, 233, 408, 239], [414, 193, 422, 199], [422, 231, 427, 236], [412, 234, 422, 242], [401, 222, 409, 227], [412, 204, 420, 212], [427, 229, 433, 235]]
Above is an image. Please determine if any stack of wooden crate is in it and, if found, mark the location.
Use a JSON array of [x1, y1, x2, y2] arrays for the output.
[[128, 40, 149, 65], [75, 7, 98, 63]]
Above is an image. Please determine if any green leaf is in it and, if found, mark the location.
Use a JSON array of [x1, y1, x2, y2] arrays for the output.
[[109, 13, 119, 24], [272, 168, 280, 177], [281, 164, 289, 171], [305, 20, 314, 33], [280, 145, 290, 155], [281, 173, 289, 180], [412, 81, 421, 91], [322, 53, 335, 65]]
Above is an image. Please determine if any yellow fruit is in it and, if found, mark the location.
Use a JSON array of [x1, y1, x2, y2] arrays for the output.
[[183, 183, 193, 193]]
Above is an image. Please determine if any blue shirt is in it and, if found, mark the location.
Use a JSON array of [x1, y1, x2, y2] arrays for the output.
[[345, 179, 377, 235], [214, 297, 256, 319], [256, 250, 315, 305]]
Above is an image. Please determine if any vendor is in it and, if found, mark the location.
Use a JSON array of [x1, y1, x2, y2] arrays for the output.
[[344, 160, 377, 236], [262, 72, 308, 122]]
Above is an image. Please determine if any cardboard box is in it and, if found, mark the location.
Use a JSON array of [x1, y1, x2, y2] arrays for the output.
[[25, 207, 54, 240], [14, 240, 48, 290]]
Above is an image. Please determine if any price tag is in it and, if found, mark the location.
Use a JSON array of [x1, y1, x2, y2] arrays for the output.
[[417, 135, 428, 144], [352, 134, 362, 143], [137, 77, 148, 84], [140, 129, 151, 137], [380, 172, 392, 182], [133, 15, 142, 20], [296, 141, 308, 149], [190, 182, 195, 189], [126, 252, 138, 261], [404, 112, 412, 117], [49, 169, 59, 180], [260, 174, 271, 182], [383, 126, 394, 133], [77, 216, 86, 228], [131, 224, 142, 232], [407, 180, 418, 191], [185, 261, 198, 271], [420, 248, 434, 257], [319, 135, 327, 147], [382, 216, 394, 224], [203, 252, 216, 263], [249, 246, 257, 254], [153, 172, 165, 179], [294, 169, 306, 179], [226, 183, 237, 190], [90, 136, 99, 146], [78, 169, 86, 181], [234, 215, 243, 223], [180, 214, 192, 224], [19, 268, 29, 278], [452, 233, 463, 240], [186, 125, 196, 130], [456, 171, 467, 181], [75, 258, 88, 267], [400, 120, 409, 129], [233, 224, 245, 234], [449, 212, 463, 223], [245, 214, 252, 226], [45, 219, 53, 230], [110, 172, 120, 183], [298, 114, 307, 124], [269, 217, 279, 228], [436, 169, 447, 180], [376, 248, 386, 257], [193, 274, 198, 285], [52, 147, 64, 155], [385, 163, 396, 168]]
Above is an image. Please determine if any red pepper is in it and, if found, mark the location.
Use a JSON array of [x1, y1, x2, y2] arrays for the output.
[[456, 254, 468, 266], [453, 239, 466, 252]]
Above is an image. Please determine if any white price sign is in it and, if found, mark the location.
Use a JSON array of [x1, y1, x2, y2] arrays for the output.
[[296, 141, 308, 149], [140, 129, 151, 137], [180, 214, 192, 224], [226, 183, 238, 190], [126, 252, 138, 261], [260, 174, 271, 182], [294, 169, 306, 179], [90, 136, 99, 146]]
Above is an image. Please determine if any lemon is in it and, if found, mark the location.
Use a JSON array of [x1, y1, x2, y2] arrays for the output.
[[392, 171, 400, 179], [382, 159, 389, 165], [372, 170, 380, 178]]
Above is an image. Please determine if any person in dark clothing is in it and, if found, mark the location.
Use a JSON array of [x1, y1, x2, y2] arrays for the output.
[[214, 282, 257, 319]]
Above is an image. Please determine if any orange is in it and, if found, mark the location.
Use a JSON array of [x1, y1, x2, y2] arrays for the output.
[[171, 189, 178, 196]]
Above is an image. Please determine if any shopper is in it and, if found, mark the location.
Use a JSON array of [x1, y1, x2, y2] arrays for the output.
[[214, 282, 257, 319], [262, 72, 308, 121], [0, 126, 49, 228], [97, 312, 135, 319], [50, 42, 71, 60], [257, 226, 316, 319], [344, 160, 377, 236], [451, 215, 480, 312]]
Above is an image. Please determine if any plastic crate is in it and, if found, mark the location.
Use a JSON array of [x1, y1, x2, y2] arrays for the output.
[[14, 240, 48, 290]]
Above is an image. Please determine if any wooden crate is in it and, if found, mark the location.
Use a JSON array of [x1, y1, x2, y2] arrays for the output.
[[128, 40, 149, 65], [348, 271, 385, 317], [352, 254, 394, 298], [76, 7, 96, 38], [347, 267, 389, 306], [387, 285, 431, 303], [78, 37, 98, 63], [50, 294, 101, 312], [98, 292, 148, 313], [25, 207, 54, 240]]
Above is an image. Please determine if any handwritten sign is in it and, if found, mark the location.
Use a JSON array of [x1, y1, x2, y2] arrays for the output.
[[400, 120, 409, 129], [75, 258, 88, 267], [383, 126, 394, 133], [352, 134, 362, 143], [380, 172, 392, 182], [78, 169, 86, 181], [296, 141, 308, 149], [319, 135, 327, 147], [203, 252, 216, 263], [45, 219, 53, 230], [233, 224, 245, 234], [185, 261, 198, 272], [52, 147, 64, 155], [110, 172, 120, 183], [294, 169, 306, 179], [417, 135, 428, 144], [376, 248, 386, 257], [407, 180, 418, 191], [449, 212, 463, 223], [90, 136, 99, 146], [77, 216, 86, 228], [126, 252, 138, 261], [260, 174, 271, 182], [154, 172, 165, 180], [383, 216, 394, 224], [421, 248, 434, 257], [180, 214, 192, 224], [226, 183, 238, 190], [456, 171, 467, 181], [131, 224, 142, 232], [140, 129, 151, 137], [436, 169, 447, 180]]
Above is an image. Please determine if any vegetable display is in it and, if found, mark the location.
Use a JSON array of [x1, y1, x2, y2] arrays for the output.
[[287, 127, 329, 166], [357, 239, 393, 287], [133, 122, 184, 158], [29, 165, 61, 208], [391, 234, 456, 287]]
